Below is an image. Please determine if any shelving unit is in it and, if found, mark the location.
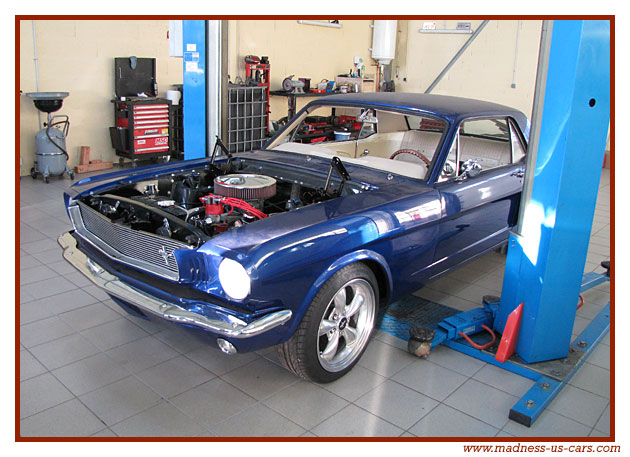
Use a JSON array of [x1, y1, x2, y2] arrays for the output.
[[226, 85, 268, 153]]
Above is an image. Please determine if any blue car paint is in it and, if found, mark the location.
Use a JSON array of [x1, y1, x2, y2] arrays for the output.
[[311, 93, 529, 128], [433, 165, 524, 272], [238, 185, 445, 340], [64, 94, 528, 353]]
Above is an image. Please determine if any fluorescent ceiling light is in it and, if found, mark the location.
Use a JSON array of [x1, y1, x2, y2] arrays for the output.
[[297, 20, 342, 29]]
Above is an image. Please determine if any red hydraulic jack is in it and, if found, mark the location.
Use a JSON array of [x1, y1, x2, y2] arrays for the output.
[[495, 303, 523, 363]]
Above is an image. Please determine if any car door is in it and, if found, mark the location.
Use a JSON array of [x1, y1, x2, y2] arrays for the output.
[[430, 117, 526, 275]]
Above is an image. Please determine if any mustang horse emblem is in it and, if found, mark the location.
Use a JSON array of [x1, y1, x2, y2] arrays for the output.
[[158, 246, 172, 266]]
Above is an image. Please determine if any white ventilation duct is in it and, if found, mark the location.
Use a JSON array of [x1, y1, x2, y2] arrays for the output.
[[371, 20, 397, 65]]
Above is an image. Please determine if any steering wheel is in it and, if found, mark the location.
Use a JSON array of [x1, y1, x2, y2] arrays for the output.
[[389, 149, 431, 167]]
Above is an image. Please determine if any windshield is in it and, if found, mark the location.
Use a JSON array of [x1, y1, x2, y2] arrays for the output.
[[266, 105, 448, 180]]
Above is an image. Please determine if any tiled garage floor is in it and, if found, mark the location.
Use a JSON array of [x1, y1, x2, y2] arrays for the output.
[[19, 167, 611, 438]]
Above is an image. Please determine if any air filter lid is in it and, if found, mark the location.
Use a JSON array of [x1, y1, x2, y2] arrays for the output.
[[214, 174, 276, 200]]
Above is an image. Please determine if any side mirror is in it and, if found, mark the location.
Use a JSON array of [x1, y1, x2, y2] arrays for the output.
[[359, 110, 378, 124], [460, 159, 482, 179], [466, 167, 481, 179], [441, 160, 457, 178]]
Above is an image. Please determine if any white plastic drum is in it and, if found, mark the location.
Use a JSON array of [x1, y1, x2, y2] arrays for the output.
[[166, 90, 181, 105]]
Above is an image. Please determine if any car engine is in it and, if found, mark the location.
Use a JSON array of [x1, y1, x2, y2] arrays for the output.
[[78, 159, 365, 247]]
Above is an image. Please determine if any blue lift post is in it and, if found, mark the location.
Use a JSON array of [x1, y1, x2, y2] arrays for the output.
[[496, 20, 611, 361], [182, 20, 207, 160], [425, 20, 611, 427]]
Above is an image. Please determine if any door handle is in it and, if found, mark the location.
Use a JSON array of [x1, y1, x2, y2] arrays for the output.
[[511, 169, 525, 178]]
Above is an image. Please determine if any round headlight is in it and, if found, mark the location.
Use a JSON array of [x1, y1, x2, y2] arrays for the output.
[[218, 258, 251, 300]]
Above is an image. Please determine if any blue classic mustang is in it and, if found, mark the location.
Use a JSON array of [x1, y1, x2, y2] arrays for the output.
[[59, 93, 528, 382]]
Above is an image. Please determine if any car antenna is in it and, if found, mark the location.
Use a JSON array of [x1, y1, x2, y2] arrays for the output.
[[324, 156, 352, 196]]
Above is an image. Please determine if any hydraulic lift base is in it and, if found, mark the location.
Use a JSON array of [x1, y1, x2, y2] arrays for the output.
[[443, 302, 609, 427]]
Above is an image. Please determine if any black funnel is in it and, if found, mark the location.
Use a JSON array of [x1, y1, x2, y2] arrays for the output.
[[26, 92, 69, 113]]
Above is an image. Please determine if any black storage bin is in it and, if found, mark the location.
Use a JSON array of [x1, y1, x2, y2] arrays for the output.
[[109, 127, 129, 151]]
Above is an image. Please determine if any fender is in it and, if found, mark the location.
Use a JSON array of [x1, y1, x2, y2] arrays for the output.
[[280, 249, 393, 339]]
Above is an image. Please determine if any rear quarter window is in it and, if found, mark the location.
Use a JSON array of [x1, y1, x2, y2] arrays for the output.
[[459, 118, 511, 170]]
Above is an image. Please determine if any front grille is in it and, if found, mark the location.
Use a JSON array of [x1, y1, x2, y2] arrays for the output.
[[72, 233, 246, 314], [72, 202, 188, 280]]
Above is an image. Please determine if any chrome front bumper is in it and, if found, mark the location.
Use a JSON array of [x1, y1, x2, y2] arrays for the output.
[[57, 232, 292, 339]]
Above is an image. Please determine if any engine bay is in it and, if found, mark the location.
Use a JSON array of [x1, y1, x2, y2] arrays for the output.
[[79, 158, 368, 247]]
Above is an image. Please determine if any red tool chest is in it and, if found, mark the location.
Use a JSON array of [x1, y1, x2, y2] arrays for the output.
[[128, 103, 170, 152], [109, 57, 172, 167], [110, 98, 172, 167]]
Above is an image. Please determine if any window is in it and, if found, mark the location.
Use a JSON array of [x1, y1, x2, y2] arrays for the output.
[[459, 118, 511, 170], [286, 106, 369, 144], [266, 105, 448, 180], [407, 116, 445, 133], [509, 120, 527, 163]]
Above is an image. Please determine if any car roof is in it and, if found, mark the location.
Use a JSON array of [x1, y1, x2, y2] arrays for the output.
[[309, 92, 529, 134]]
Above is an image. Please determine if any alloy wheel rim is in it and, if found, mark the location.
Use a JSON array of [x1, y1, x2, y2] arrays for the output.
[[317, 278, 376, 372]]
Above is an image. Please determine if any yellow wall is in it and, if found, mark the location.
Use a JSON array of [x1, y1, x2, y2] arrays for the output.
[[227, 19, 542, 123], [19, 20, 183, 176], [227, 20, 374, 123], [395, 20, 542, 117], [19, 19, 543, 176]]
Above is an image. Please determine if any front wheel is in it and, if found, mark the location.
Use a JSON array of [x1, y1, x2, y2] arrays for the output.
[[277, 263, 378, 383]]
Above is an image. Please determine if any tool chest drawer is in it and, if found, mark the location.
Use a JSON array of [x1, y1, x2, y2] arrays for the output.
[[111, 98, 172, 164]]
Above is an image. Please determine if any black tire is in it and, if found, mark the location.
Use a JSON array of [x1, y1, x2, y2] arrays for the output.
[[69, 171, 75, 180], [496, 243, 508, 255], [30, 167, 37, 179], [277, 262, 378, 383], [43, 175, 49, 183]]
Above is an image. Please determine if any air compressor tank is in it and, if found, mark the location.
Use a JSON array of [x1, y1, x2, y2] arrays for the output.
[[26, 92, 74, 182], [35, 125, 69, 178]]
